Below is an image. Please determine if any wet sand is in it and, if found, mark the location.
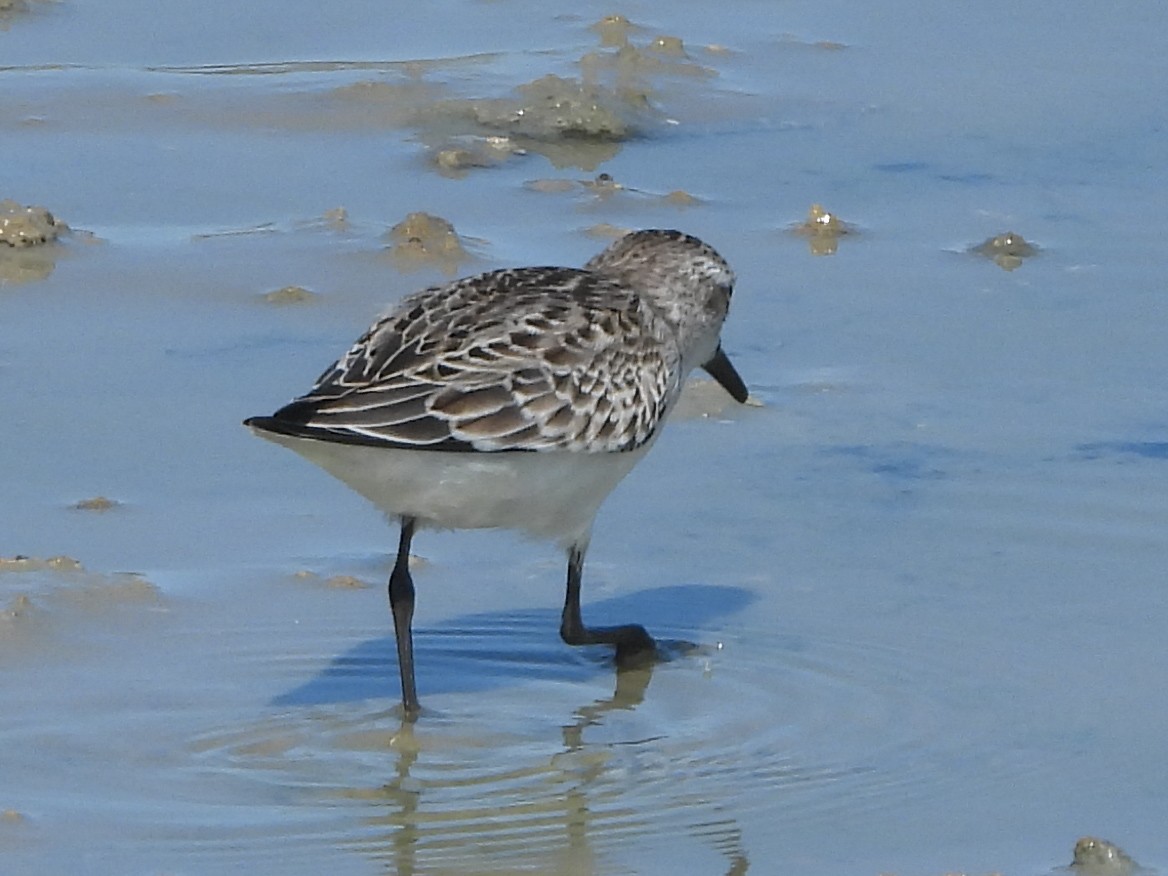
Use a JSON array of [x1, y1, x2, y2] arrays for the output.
[[3, 2, 1168, 874]]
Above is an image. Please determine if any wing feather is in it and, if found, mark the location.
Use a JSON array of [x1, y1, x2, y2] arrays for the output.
[[257, 267, 679, 453]]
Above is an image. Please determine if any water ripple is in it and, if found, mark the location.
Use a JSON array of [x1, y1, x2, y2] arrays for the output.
[[185, 582, 1054, 874]]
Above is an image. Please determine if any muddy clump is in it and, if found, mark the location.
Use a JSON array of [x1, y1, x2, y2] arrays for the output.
[[591, 14, 637, 48], [580, 31, 716, 93], [971, 230, 1037, 271], [1070, 837, 1143, 876], [0, 554, 82, 573], [385, 212, 471, 274], [582, 222, 630, 240], [261, 285, 319, 305], [72, 496, 121, 512], [325, 575, 369, 589], [0, 199, 67, 248], [469, 74, 641, 142], [0, 199, 70, 283], [661, 189, 701, 207], [401, 14, 722, 173], [790, 203, 854, 256], [429, 135, 526, 177], [648, 35, 687, 57]]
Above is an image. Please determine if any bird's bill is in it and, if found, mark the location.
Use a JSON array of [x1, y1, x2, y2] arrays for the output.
[[702, 345, 749, 403]]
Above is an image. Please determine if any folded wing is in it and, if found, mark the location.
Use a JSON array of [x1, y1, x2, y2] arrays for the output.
[[247, 267, 679, 454]]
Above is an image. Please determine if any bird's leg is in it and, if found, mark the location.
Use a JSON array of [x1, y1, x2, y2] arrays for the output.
[[560, 544, 657, 666], [389, 516, 420, 717]]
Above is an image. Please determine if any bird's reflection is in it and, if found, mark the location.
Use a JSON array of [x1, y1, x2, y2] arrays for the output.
[[355, 661, 749, 875]]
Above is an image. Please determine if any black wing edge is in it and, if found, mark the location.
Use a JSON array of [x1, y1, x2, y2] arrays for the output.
[[243, 400, 480, 453]]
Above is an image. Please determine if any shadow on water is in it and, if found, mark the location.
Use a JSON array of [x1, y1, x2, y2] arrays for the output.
[[1074, 440, 1168, 461], [273, 583, 756, 707]]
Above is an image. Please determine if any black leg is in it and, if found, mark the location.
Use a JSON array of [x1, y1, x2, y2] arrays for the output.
[[560, 543, 657, 666], [389, 516, 419, 717]]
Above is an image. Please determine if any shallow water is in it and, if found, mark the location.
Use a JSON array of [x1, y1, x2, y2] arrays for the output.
[[3, 2, 1167, 874]]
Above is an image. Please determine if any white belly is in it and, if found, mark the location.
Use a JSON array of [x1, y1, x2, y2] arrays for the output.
[[251, 427, 652, 548]]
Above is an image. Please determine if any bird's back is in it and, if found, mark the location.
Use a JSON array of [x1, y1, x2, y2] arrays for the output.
[[247, 266, 680, 454]]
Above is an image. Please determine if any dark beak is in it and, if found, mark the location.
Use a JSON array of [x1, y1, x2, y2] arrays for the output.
[[702, 345, 749, 403]]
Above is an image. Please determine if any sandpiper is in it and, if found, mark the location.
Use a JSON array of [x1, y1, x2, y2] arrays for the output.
[[246, 229, 748, 715]]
